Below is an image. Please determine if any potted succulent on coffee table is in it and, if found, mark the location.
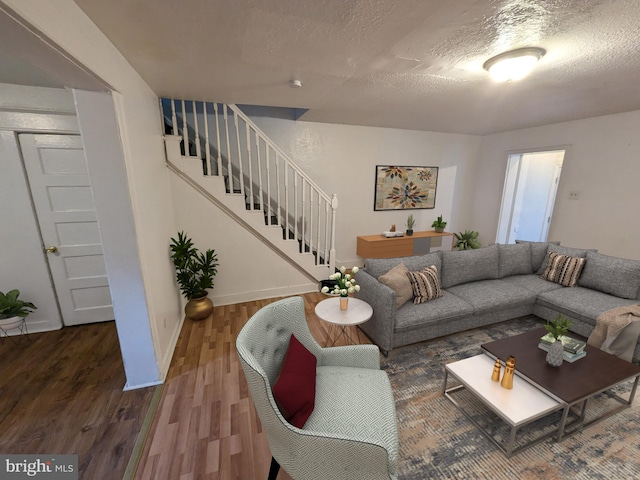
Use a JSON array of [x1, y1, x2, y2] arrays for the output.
[[0, 289, 37, 340], [544, 314, 572, 367], [170, 231, 219, 321]]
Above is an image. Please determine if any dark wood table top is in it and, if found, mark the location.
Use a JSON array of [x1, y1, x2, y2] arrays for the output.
[[482, 328, 640, 404]]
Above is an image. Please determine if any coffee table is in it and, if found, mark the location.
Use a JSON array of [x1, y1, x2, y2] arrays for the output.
[[443, 327, 640, 456], [314, 297, 373, 347]]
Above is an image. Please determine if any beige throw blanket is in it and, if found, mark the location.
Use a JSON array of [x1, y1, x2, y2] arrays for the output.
[[587, 305, 640, 362]]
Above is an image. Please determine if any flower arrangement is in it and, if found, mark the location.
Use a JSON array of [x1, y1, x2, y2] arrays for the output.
[[321, 266, 360, 297]]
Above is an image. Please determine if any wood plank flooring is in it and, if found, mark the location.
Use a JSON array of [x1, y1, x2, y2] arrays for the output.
[[0, 321, 158, 480], [135, 292, 370, 480], [0, 292, 366, 480]]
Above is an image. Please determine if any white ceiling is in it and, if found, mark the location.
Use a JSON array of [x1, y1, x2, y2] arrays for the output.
[[31, 1, 640, 134]]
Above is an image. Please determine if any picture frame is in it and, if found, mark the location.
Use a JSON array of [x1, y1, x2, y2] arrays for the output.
[[374, 165, 438, 211]]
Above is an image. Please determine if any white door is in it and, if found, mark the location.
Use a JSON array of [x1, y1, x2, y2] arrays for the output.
[[20, 133, 114, 326], [496, 150, 565, 244]]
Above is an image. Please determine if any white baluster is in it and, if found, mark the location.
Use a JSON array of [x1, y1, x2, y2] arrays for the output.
[[316, 191, 321, 264], [275, 153, 281, 226], [246, 125, 254, 210], [284, 165, 290, 236], [324, 200, 330, 265], [203, 102, 211, 175], [223, 105, 233, 192], [309, 186, 314, 255], [293, 173, 299, 241], [171, 99, 177, 136], [330, 194, 338, 271], [256, 135, 264, 216], [214, 103, 222, 177], [181, 100, 188, 155], [266, 147, 272, 224], [234, 114, 244, 197], [192, 100, 201, 160], [301, 180, 306, 251]]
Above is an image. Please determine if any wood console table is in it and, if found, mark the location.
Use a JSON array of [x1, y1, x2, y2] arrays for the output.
[[357, 231, 454, 258]]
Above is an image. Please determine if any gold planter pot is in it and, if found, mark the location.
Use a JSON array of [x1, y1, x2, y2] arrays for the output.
[[185, 293, 213, 321]]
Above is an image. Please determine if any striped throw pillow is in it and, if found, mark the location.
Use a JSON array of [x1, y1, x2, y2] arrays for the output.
[[541, 252, 586, 287], [406, 265, 443, 304]]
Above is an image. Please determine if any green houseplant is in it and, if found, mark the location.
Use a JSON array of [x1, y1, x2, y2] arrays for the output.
[[454, 230, 481, 250], [170, 231, 219, 320], [406, 214, 415, 236], [431, 215, 447, 233], [0, 289, 37, 329], [544, 314, 572, 367]]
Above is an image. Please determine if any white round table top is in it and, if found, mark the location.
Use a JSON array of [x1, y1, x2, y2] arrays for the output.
[[314, 297, 373, 327]]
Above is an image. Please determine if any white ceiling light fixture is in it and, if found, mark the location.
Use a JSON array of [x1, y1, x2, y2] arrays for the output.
[[483, 47, 546, 82]]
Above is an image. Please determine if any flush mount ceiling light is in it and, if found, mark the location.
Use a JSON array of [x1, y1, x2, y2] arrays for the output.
[[483, 47, 546, 82]]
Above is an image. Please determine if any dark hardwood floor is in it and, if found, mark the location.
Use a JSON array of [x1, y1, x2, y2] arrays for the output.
[[0, 321, 158, 480]]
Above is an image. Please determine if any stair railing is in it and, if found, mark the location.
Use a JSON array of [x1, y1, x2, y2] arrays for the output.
[[161, 99, 337, 270]]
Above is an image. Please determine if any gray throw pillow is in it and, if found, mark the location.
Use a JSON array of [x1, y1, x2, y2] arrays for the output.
[[441, 245, 500, 289], [536, 244, 596, 275], [498, 243, 532, 277], [578, 251, 640, 299], [515, 240, 560, 272]]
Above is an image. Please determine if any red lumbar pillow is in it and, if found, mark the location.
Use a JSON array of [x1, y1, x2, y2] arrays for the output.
[[272, 334, 317, 428]]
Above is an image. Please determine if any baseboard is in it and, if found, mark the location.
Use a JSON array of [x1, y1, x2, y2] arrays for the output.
[[212, 282, 319, 306]]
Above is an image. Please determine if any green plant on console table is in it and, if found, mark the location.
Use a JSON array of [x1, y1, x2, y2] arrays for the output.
[[0, 289, 37, 319], [170, 231, 219, 300], [431, 214, 447, 232], [544, 314, 572, 340], [406, 214, 415, 234], [454, 230, 481, 250]]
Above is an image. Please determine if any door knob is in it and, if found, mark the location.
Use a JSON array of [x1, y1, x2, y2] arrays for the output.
[[45, 246, 59, 254]]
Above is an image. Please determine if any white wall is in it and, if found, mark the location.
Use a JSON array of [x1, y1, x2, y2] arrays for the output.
[[169, 172, 317, 306], [6, 0, 182, 388], [245, 115, 483, 266], [473, 110, 640, 260]]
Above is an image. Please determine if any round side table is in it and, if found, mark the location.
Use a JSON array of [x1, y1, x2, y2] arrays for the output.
[[314, 297, 373, 347]]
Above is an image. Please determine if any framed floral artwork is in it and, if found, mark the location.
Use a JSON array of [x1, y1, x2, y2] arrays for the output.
[[374, 165, 438, 211]]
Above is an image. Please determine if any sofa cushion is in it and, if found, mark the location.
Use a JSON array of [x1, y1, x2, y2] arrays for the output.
[[515, 240, 560, 271], [501, 274, 565, 295], [536, 287, 639, 328], [446, 279, 537, 314], [365, 252, 442, 278], [498, 243, 533, 277], [578, 251, 640, 300], [441, 245, 499, 289], [378, 262, 413, 309], [394, 292, 474, 332], [536, 244, 595, 274], [540, 252, 586, 287], [272, 334, 316, 428], [407, 265, 443, 304]]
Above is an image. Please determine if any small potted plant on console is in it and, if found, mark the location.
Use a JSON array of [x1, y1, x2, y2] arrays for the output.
[[431, 215, 447, 233]]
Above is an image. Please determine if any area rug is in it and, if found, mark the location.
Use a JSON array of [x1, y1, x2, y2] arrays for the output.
[[381, 316, 640, 479]]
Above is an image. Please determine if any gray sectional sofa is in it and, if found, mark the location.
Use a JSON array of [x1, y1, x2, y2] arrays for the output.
[[354, 241, 640, 360]]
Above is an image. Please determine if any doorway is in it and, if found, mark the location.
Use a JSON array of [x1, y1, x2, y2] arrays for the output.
[[496, 149, 565, 244]]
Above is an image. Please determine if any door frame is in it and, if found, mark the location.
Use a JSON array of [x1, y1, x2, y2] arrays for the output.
[[496, 145, 570, 244]]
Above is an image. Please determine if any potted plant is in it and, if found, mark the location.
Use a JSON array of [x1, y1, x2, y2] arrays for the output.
[[544, 314, 572, 367], [431, 215, 447, 233], [0, 289, 37, 330], [170, 231, 219, 321], [454, 230, 481, 250], [406, 214, 415, 236]]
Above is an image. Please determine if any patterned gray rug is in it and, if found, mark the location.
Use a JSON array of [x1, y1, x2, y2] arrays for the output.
[[381, 316, 640, 479]]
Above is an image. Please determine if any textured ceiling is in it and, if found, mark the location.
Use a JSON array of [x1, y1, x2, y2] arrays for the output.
[[72, 0, 640, 134]]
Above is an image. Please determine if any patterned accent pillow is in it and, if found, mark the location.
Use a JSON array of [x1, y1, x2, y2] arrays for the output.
[[272, 334, 316, 428], [378, 262, 413, 309], [406, 265, 444, 304], [540, 252, 586, 287]]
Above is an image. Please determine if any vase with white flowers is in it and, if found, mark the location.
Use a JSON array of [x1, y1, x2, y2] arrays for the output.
[[321, 266, 361, 310]]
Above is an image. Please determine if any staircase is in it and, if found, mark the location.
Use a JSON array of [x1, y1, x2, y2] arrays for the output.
[[161, 99, 336, 282]]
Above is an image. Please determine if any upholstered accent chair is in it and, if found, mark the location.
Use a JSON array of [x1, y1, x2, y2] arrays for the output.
[[236, 296, 398, 480]]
